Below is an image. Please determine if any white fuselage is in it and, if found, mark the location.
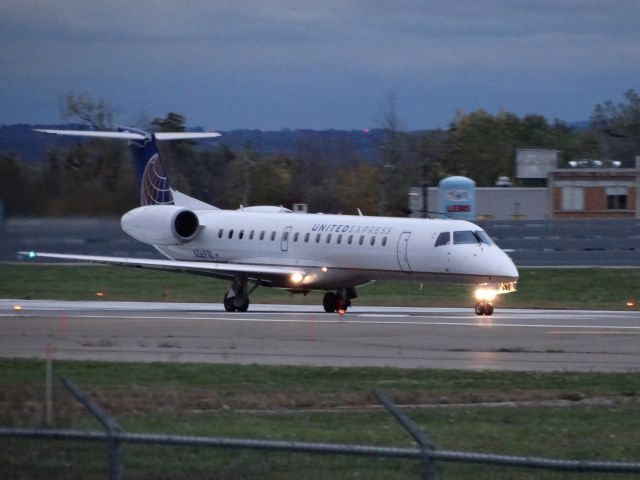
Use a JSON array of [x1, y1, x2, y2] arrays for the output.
[[152, 210, 518, 290]]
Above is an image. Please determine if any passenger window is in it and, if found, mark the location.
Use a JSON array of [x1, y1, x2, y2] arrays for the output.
[[293, 232, 299, 242], [249, 230, 255, 240], [382, 236, 387, 247], [316, 233, 321, 243], [239, 230, 244, 239], [260, 231, 265, 240], [348, 235, 353, 245], [326, 234, 332, 244], [282, 231, 288, 241], [453, 231, 477, 244], [270, 231, 276, 241], [218, 229, 223, 239], [337, 234, 342, 244], [370, 236, 376, 246], [435, 232, 450, 247], [304, 233, 310, 243], [228, 229, 234, 239], [359, 235, 364, 245]]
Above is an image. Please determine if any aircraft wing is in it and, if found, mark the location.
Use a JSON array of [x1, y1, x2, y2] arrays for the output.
[[19, 252, 306, 283]]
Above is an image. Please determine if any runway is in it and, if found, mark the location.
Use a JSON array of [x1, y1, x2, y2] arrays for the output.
[[1, 299, 639, 372]]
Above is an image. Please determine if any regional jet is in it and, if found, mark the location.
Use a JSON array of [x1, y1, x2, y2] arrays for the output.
[[25, 127, 518, 315]]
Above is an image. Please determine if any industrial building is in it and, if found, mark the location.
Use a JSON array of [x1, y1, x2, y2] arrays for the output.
[[412, 152, 640, 220]]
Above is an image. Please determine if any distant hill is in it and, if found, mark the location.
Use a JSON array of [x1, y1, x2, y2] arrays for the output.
[[0, 123, 87, 163], [567, 120, 591, 131], [0, 124, 391, 164]]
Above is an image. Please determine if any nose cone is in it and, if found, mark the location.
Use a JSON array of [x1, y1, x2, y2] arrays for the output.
[[497, 250, 519, 281]]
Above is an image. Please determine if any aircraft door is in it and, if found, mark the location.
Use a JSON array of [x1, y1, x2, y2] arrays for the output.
[[397, 232, 412, 272], [281, 226, 293, 252]]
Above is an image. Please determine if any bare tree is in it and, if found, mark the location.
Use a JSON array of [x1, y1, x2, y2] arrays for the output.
[[60, 92, 114, 130]]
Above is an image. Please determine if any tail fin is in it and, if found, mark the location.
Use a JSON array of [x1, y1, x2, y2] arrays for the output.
[[117, 127, 173, 206], [34, 128, 220, 206]]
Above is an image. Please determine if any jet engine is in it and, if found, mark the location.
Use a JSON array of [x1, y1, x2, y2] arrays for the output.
[[121, 205, 201, 246]]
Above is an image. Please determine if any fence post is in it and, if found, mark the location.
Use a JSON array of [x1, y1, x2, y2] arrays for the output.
[[45, 348, 53, 427], [374, 389, 437, 480], [60, 378, 123, 480]]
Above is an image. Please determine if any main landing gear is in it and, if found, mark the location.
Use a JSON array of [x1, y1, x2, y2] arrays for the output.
[[323, 288, 357, 313], [474, 301, 494, 316], [223, 275, 259, 312]]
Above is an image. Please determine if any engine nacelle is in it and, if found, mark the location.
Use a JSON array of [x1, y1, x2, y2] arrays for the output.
[[121, 205, 201, 246]]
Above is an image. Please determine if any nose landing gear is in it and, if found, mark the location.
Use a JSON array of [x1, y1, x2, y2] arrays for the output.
[[475, 301, 494, 316]]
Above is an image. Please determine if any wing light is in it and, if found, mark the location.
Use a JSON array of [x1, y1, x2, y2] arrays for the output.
[[290, 273, 305, 284]]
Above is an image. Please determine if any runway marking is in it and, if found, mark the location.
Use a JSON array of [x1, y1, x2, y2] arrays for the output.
[[3, 313, 640, 330], [547, 331, 640, 335]]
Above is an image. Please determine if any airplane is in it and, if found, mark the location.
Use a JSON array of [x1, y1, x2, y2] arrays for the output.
[[23, 127, 518, 316]]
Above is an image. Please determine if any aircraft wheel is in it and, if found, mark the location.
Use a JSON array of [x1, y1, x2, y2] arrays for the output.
[[223, 293, 237, 312], [335, 295, 349, 313], [323, 292, 337, 313], [474, 302, 485, 316], [485, 303, 494, 316], [235, 296, 250, 312]]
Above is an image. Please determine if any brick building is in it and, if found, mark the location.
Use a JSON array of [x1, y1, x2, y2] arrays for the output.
[[548, 157, 640, 219]]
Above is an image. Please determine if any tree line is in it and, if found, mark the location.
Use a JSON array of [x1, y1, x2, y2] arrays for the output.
[[1, 90, 638, 218]]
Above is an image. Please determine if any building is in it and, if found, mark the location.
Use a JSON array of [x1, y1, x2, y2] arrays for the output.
[[548, 157, 640, 219], [413, 157, 640, 220], [424, 187, 548, 220]]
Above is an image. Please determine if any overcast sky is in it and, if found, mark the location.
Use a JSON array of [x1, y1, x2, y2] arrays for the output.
[[1, 1, 638, 130]]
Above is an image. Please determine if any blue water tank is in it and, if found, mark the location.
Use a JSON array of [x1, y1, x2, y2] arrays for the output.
[[438, 176, 476, 220]]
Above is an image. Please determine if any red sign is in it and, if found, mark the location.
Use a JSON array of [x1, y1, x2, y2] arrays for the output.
[[447, 205, 470, 212]]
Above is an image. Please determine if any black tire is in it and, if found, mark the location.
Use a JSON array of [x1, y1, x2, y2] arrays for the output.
[[236, 296, 250, 312], [323, 292, 337, 313], [474, 302, 485, 316], [485, 303, 494, 316], [223, 293, 237, 312], [335, 295, 348, 313]]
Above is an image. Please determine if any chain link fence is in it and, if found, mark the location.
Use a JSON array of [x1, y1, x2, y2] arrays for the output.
[[1, 378, 639, 479]]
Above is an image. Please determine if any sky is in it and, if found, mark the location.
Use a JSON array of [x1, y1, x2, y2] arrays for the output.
[[1, 1, 639, 131]]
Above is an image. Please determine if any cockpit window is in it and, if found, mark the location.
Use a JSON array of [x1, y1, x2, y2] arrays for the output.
[[453, 231, 477, 244], [474, 230, 493, 245], [453, 230, 493, 245], [434, 232, 450, 247]]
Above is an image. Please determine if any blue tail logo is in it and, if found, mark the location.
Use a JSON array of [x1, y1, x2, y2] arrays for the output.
[[118, 127, 174, 206]]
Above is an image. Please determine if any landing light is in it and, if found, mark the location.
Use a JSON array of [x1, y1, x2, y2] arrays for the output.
[[291, 273, 304, 284], [28, 251, 37, 258], [475, 288, 497, 302]]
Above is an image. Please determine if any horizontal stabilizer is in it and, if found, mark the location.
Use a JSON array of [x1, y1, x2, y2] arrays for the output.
[[155, 132, 221, 140], [34, 129, 221, 141], [34, 129, 146, 140]]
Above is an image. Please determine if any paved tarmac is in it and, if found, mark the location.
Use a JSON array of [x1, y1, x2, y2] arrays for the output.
[[1, 300, 638, 372]]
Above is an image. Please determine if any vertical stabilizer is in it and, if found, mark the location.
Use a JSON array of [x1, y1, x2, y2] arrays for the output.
[[117, 127, 174, 206]]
